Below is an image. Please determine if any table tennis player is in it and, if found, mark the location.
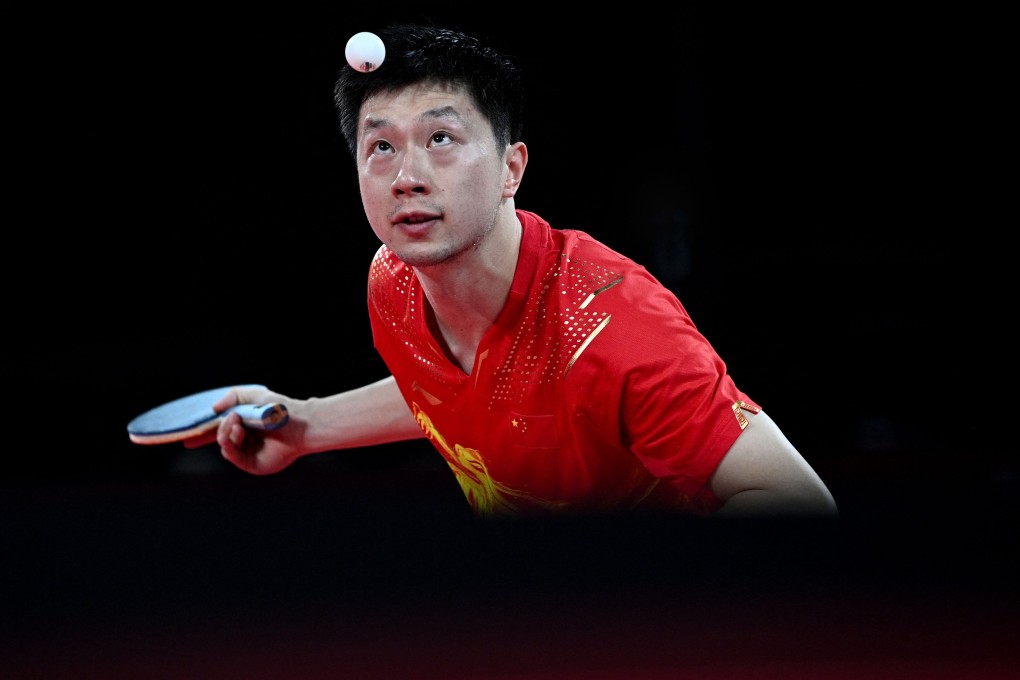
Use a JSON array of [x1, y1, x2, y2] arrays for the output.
[[186, 23, 838, 518]]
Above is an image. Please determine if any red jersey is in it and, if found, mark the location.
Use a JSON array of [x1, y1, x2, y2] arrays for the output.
[[367, 210, 759, 517]]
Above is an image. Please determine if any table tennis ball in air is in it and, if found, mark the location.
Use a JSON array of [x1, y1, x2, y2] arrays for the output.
[[346, 31, 385, 72]]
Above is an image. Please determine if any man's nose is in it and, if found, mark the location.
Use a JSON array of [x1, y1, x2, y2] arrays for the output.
[[391, 150, 429, 196]]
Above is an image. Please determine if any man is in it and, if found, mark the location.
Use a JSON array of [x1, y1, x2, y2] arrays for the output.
[[190, 23, 837, 518]]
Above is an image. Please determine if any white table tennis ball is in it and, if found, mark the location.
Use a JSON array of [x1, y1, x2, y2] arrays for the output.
[[345, 31, 385, 73]]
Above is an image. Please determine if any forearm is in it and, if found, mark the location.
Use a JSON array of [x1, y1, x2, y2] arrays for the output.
[[714, 487, 838, 517], [298, 375, 425, 454]]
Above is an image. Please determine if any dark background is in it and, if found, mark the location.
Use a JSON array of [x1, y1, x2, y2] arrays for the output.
[[4, 5, 1013, 677]]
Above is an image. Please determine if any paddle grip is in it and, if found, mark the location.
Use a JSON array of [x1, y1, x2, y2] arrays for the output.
[[230, 403, 290, 431]]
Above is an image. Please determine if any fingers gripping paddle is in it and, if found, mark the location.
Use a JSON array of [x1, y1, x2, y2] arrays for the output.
[[127, 384, 289, 445]]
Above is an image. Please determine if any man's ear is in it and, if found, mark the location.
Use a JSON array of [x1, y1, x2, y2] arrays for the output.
[[504, 141, 528, 197]]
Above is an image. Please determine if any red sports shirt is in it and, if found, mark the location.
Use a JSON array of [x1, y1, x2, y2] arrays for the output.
[[368, 210, 759, 517]]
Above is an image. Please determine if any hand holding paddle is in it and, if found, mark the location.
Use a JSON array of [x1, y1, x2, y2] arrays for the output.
[[127, 384, 289, 446]]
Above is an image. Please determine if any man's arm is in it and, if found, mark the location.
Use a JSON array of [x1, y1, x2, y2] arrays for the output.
[[709, 410, 838, 517], [294, 375, 426, 454]]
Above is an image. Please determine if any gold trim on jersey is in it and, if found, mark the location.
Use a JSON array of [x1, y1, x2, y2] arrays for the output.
[[564, 314, 611, 378]]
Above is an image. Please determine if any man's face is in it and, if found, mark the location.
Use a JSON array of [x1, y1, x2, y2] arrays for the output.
[[354, 82, 509, 268]]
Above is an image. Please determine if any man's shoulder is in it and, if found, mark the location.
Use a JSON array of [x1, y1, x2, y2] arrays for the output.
[[519, 210, 634, 267]]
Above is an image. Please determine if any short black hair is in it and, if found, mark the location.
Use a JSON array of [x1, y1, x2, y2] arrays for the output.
[[333, 24, 525, 158]]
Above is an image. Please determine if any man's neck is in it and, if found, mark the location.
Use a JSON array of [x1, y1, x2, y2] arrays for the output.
[[416, 211, 523, 374]]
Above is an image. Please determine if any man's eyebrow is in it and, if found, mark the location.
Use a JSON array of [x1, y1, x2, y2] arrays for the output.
[[363, 105, 464, 135], [418, 105, 462, 124]]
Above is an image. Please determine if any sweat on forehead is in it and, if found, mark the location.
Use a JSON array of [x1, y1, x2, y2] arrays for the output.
[[361, 82, 471, 122], [360, 99, 467, 132]]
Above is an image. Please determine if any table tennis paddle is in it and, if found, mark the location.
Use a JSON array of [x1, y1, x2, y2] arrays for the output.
[[127, 384, 289, 445]]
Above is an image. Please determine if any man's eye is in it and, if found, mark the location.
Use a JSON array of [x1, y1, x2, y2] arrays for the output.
[[431, 132, 451, 145], [375, 141, 393, 152]]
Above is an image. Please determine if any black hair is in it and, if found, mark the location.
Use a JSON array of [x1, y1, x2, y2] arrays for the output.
[[333, 24, 525, 158]]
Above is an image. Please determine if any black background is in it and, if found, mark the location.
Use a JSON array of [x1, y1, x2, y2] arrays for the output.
[[4, 4, 1013, 677]]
